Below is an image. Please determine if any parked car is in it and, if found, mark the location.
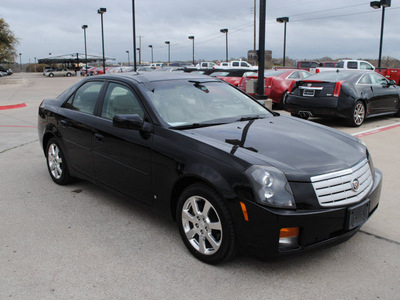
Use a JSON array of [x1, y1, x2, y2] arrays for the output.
[[311, 60, 375, 74], [295, 61, 320, 71], [238, 69, 311, 106], [38, 72, 382, 264], [209, 69, 254, 86], [196, 62, 217, 69], [44, 68, 74, 77], [285, 70, 400, 126], [375, 68, 400, 85], [216, 61, 256, 70]]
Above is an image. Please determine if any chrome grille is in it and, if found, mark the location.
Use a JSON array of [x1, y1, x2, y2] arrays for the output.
[[311, 159, 373, 207]]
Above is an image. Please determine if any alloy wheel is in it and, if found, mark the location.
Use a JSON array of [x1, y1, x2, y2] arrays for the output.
[[47, 143, 63, 179]]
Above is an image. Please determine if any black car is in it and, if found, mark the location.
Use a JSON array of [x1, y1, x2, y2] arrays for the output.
[[285, 70, 400, 126], [38, 72, 382, 264]]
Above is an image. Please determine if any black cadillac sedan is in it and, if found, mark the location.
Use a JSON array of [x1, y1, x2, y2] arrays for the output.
[[285, 70, 400, 126], [38, 72, 382, 264]]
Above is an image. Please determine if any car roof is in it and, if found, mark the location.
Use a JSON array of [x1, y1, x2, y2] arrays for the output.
[[104, 71, 217, 83]]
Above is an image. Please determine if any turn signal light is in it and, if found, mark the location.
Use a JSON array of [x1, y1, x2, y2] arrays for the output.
[[280, 227, 299, 238], [239, 201, 249, 222]]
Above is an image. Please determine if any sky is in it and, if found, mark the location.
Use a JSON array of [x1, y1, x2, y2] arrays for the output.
[[1, 0, 399, 65]]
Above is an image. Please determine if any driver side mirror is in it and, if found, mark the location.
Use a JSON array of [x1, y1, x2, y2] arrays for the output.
[[113, 114, 144, 130]]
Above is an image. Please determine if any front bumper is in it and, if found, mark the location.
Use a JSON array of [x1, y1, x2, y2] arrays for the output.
[[233, 168, 382, 260]]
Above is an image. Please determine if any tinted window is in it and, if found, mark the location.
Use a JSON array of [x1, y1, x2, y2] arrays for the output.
[[288, 71, 300, 79], [64, 81, 103, 114], [101, 83, 144, 120], [240, 62, 248, 67], [347, 61, 358, 69], [370, 73, 389, 85], [304, 72, 357, 82], [232, 62, 239, 67]]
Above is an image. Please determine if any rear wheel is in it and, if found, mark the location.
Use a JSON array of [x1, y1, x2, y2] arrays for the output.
[[46, 138, 72, 185], [49, 73, 54, 77], [66, 72, 71, 77], [177, 183, 237, 264], [347, 101, 365, 127]]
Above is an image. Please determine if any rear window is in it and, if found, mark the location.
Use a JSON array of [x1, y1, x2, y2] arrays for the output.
[[304, 72, 358, 82]]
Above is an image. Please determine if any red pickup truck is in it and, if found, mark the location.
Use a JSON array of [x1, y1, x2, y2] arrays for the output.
[[375, 68, 400, 85]]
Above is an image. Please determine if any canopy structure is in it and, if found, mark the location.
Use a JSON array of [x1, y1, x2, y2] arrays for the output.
[[38, 53, 115, 67]]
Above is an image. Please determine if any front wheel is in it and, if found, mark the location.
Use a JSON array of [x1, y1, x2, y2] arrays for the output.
[[347, 101, 365, 127], [66, 72, 71, 77], [46, 138, 72, 185], [177, 183, 237, 264]]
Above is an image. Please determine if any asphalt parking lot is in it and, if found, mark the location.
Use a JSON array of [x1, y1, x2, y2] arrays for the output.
[[1, 73, 399, 299]]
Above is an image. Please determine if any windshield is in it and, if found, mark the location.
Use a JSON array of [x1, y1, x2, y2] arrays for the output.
[[145, 80, 272, 127]]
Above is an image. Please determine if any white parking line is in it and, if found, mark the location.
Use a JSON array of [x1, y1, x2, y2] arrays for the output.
[[353, 122, 400, 138]]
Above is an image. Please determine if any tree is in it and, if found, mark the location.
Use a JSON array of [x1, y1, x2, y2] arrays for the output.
[[0, 18, 18, 63]]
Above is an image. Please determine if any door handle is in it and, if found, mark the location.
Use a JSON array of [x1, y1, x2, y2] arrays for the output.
[[94, 133, 104, 141]]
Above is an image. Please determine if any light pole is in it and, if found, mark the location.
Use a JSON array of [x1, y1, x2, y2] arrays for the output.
[[220, 28, 229, 62], [370, 0, 391, 70], [97, 7, 107, 74], [136, 48, 141, 65], [148, 45, 153, 63], [132, 0, 137, 71], [82, 25, 88, 72], [126, 50, 130, 65], [188, 36, 195, 65], [165, 41, 170, 64], [19, 53, 22, 72], [276, 17, 289, 67]]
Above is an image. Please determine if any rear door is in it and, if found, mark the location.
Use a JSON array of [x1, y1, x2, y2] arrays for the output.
[[59, 80, 105, 178]]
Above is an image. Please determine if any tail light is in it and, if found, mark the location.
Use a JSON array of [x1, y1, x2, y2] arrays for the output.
[[316, 69, 320, 73], [287, 80, 296, 94], [333, 81, 344, 97], [386, 69, 390, 76]]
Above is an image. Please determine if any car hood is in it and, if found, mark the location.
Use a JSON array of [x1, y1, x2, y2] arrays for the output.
[[184, 115, 366, 181]]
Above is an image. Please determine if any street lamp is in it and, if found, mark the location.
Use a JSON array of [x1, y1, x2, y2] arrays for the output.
[[220, 28, 229, 62], [97, 7, 107, 74], [82, 25, 88, 72], [19, 53, 22, 72], [188, 36, 195, 65], [276, 17, 289, 67], [370, 0, 391, 70], [136, 48, 141, 65], [126, 50, 130, 65], [165, 41, 170, 64], [148, 45, 153, 63]]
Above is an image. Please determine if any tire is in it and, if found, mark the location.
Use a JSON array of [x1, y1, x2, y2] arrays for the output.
[[177, 183, 237, 264], [291, 112, 309, 120], [280, 91, 288, 109], [46, 138, 72, 185], [395, 105, 400, 117], [66, 72, 71, 77], [347, 101, 365, 127], [49, 73, 54, 77]]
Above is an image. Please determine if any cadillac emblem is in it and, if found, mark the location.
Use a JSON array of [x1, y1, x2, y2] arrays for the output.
[[351, 179, 360, 192]]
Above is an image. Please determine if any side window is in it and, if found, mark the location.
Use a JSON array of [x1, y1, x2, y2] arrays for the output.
[[371, 73, 388, 85], [360, 62, 374, 70], [358, 74, 372, 84], [101, 83, 144, 120], [301, 71, 311, 78], [240, 62, 248, 67], [347, 61, 357, 69], [232, 62, 239, 67], [63, 81, 103, 114], [288, 71, 300, 79]]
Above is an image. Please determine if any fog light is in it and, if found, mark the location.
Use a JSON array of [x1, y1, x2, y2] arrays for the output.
[[279, 227, 300, 251]]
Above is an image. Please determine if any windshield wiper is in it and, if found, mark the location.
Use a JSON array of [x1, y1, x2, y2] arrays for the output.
[[238, 115, 266, 122], [170, 121, 227, 130]]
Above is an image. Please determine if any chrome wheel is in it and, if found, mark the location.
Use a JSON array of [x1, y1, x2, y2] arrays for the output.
[[47, 143, 63, 179], [353, 102, 365, 126], [181, 195, 223, 256]]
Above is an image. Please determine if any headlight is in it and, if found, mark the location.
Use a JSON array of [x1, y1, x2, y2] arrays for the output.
[[245, 165, 296, 209]]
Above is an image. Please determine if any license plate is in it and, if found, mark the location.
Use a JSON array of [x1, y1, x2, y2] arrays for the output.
[[346, 199, 370, 230], [303, 89, 315, 97]]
